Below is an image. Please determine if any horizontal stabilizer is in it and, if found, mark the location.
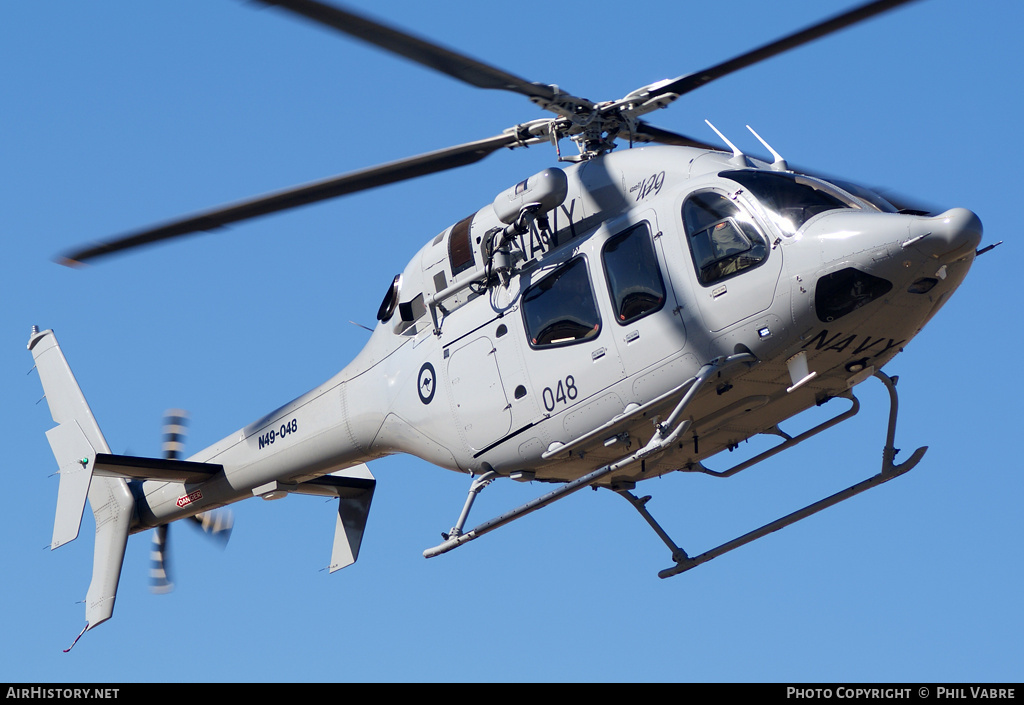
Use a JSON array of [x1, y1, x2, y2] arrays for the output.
[[294, 464, 376, 573], [93, 453, 223, 483], [45, 421, 96, 549], [291, 468, 376, 498]]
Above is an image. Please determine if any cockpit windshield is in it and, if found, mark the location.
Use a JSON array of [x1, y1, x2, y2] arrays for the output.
[[819, 178, 899, 214], [720, 170, 861, 235]]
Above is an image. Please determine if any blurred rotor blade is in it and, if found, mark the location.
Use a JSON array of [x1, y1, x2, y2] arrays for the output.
[[254, 0, 557, 103], [149, 409, 188, 595], [149, 410, 234, 595], [162, 409, 188, 461], [59, 131, 524, 265], [190, 511, 234, 546], [648, 0, 920, 101], [630, 121, 721, 151], [150, 525, 173, 594]]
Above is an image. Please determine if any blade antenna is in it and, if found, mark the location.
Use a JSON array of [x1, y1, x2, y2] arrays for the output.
[[705, 120, 749, 167], [746, 125, 789, 171]]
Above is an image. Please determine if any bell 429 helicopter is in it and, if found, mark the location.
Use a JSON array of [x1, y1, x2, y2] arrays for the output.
[[29, 0, 993, 649]]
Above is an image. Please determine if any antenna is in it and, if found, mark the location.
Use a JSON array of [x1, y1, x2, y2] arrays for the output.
[[705, 120, 750, 167], [747, 125, 789, 171]]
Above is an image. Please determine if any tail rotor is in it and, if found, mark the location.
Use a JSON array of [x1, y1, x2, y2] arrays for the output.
[[150, 524, 173, 594], [149, 409, 233, 594]]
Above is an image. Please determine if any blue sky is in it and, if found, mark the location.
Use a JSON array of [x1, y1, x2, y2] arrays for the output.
[[2, 0, 1021, 683]]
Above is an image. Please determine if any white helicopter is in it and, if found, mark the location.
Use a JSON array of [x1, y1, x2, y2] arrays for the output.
[[29, 0, 992, 649]]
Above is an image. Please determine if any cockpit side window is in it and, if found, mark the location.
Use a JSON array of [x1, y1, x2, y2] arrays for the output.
[[522, 256, 601, 348], [602, 222, 665, 324], [377, 274, 401, 322], [682, 191, 768, 287], [720, 170, 859, 235]]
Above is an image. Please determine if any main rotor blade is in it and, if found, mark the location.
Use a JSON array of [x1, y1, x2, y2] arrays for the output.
[[253, 0, 557, 103], [630, 122, 720, 151], [648, 0, 920, 100], [60, 132, 522, 265]]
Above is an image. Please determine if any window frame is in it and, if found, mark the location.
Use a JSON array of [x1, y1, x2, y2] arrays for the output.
[[718, 169, 863, 235], [681, 189, 770, 288], [600, 221, 667, 325], [521, 255, 603, 350]]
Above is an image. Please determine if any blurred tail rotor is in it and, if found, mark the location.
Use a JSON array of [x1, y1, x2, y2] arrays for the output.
[[189, 507, 233, 545], [150, 524, 173, 594], [161, 409, 188, 461], [149, 410, 233, 594]]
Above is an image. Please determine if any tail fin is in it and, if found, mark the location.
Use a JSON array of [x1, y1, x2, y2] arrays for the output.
[[28, 327, 135, 639]]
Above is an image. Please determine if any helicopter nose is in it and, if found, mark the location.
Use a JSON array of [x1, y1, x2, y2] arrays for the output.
[[905, 208, 983, 263]]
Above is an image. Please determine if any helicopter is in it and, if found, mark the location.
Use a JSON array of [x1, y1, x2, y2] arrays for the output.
[[27, 0, 993, 651]]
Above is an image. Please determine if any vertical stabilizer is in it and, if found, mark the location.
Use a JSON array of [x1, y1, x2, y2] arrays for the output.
[[28, 328, 135, 638], [329, 464, 376, 572]]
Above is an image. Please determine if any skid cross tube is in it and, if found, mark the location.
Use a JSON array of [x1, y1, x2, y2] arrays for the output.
[[687, 393, 860, 478], [423, 353, 754, 559], [616, 490, 691, 564], [423, 451, 655, 558], [625, 370, 927, 578], [441, 470, 499, 541]]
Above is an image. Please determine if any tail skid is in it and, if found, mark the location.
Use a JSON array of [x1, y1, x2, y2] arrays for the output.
[[28, 328, 135, 646]]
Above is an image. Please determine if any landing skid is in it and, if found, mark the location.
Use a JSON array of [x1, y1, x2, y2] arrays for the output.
[[423, 368, 925, 579], [626, 370, 925, 576]]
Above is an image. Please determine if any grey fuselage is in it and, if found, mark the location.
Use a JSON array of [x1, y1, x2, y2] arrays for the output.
[[130, 145, 981, 531]]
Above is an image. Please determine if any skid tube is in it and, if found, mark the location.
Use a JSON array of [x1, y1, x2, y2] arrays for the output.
[[634, 370, 927, 578]]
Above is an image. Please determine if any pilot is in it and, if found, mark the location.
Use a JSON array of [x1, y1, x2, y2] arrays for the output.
[[708, 220, 751, 280]]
